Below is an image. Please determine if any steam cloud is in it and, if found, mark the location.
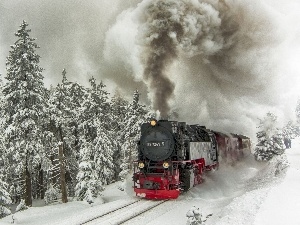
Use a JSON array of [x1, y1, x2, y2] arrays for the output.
[[104, 0, 300, 137], [137, 0, 223, 118]]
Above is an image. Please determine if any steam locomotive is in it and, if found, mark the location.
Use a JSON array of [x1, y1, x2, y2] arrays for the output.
[[133, 119, 251, 199]]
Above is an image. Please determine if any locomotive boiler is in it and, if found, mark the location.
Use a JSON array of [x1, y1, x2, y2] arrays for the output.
[[133, 119, 251, 199]]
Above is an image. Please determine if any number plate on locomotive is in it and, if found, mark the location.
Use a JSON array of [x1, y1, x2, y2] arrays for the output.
[[146, 141, 165, 147]]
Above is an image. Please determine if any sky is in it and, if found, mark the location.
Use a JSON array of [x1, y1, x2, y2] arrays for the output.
[[0, 0, 299, 138]]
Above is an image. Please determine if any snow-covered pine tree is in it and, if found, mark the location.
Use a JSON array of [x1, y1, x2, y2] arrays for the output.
[[60, 70, 86, 197], [119, 90, 151, 180], [0, 74, 9, 189], [75, 159, 100, 203], [282, 121, 297, 146], [15, 199, 28, 212], [44, 183, 59, 205], [46, 71, 70, 202], [110, 91, 129, 180], [46, 69, 87, 198], [254, 112, 285, 161], [94, 118, 115, 186], [77, 77, 114, 199], [34, 83, 54, 200], [295, 99, 300, 136], [0, 173, 12, 218], [65, 79, 87, 196], [47, 69, 74, 149], [296, 99, 300, 124], [3, 21, 46, 206]]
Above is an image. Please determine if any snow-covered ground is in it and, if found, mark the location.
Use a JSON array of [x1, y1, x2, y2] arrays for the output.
[[1, 138, 299, 225]]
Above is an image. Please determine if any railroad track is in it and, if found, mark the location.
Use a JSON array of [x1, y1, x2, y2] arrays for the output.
[[81, 199, 168, 225], [118, 200, 168, 225]]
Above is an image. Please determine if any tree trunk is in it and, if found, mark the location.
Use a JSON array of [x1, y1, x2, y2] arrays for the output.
[[59, 143, 68, 203], [38, 164, 45, 199], [24, 159, 32, 206]]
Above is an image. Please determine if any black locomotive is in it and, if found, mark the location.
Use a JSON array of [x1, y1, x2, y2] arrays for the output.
[[134, 119, 251, 199]]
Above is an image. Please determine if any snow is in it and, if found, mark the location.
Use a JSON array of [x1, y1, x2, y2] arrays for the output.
[[254, 148, 300, 225], [1, 138, 300, 225]]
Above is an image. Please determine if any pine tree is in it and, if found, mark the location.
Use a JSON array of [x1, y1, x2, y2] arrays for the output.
[[296, 99, 300, 136], [0, 174, 12, 218], [75, 159, 100, 203], [35, 84, 53, 200], [44, 183, 58, 205], [77, 78, 114, 199], [296, 99, 300, 124], [3, 21, 46, 206], [55, 70, 86, 197], [16, 199, 28, 212], [46, 70, 85, 196], [110, 92, 129, 180], [254, 112, 285, 161], [94, 119, 115, 186], [0, 75, 9, 192], [283, 121, 295, 139], [119, 90, 151, 180]]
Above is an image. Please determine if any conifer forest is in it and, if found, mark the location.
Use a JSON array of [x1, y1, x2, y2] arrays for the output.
[[0, 21, 153, 215]]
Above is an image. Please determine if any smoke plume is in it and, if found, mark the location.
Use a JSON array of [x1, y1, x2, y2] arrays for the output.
[[104, 0, 300, 137], [137, 0, 224, 118]]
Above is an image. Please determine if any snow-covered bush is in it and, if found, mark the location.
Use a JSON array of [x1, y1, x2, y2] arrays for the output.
[[186, 206, 212, 225], [283, 121, 298, 140], [16, 200, 28, 212], [273, 154, 289, 176], [44, 184, 59, 205], [186, 206, 203, 225], [0, 206, 11, 219], [254, 113, 285, 161], [75, 161, 101, 203]]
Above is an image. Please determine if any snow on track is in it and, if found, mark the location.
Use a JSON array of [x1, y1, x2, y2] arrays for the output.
[[50, 198, 139, 225], [84, 199, 167, 225]]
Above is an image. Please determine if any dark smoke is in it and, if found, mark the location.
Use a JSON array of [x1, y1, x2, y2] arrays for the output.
[[138, 0, 223, 118], [140, 1, 184, 118]]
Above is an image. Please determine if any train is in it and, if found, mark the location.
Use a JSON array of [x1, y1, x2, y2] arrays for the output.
[[132, 119, 251, 199]]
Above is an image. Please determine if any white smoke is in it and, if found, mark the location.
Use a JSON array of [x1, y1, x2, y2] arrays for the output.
[[103, 0, 300, 138]]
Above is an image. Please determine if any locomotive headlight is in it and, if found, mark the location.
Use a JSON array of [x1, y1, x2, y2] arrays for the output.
[[138, 162, 145, 169], [150, 120, 157, 126], [163, 162, 169, 169]]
